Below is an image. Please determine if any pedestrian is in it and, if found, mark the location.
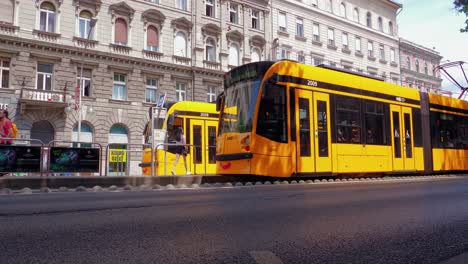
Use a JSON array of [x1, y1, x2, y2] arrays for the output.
[[0, 109, 13, 145], [171, 127, 190, 175]]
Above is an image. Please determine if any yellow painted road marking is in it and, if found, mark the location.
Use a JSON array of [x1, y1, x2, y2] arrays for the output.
[[249, 251, 284, 264]]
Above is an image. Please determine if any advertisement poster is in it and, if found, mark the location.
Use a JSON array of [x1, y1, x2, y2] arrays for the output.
[[49, 147, 100, 172], [0, 145, 42, 172]]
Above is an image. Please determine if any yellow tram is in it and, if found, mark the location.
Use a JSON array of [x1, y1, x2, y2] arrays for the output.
[[141, 101, 218, 176], [215, 61, 468, 177]]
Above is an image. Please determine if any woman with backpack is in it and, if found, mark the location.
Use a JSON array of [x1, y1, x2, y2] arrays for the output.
[[0, 109, 14, 145], [171, 127, 190, 175]]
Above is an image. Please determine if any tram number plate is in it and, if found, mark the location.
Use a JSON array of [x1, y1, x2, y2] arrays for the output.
[[307, 80, 318, 87]]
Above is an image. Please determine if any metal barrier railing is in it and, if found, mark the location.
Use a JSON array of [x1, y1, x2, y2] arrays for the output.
[[155, 143, 197, 176], [105, 143, 155, 177]]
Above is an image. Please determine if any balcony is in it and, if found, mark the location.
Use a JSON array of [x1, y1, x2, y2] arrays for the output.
[[33, 30, 61, 42], [20, 88, 67, 108], [73, 37, 98, 49], [143, 50, 164, 61], [110, 43, 132, 55], [203, 60, 221, 71], [0, 22, 19, 35], [172, 55, 191, 66]]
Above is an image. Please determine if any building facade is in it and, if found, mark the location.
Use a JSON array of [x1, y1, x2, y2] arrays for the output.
[[399, 38, 444, 94], [0, 0, 271, 152], [270, 0, 402, 84]]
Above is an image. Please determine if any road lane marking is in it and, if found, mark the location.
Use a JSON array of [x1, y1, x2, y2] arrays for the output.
[[439, 252, 468, 264], [249, 250, 284, 264]]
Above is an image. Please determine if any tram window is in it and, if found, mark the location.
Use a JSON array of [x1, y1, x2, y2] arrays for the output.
[[412, 108, 423, 147], [299, 98, 311, 157], [430, 111, 467, 149], [335, 95, 361, 144], [317, 101, 329, 157], [364, 101, 386, 145], [208, 126, 216, 164], [257, 84, 288, 143], [404, 113, 413, 158], [392, 111, 401, 158]]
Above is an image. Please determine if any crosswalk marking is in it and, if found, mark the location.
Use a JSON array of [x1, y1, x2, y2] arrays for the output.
[[249, 250, 284, 264]]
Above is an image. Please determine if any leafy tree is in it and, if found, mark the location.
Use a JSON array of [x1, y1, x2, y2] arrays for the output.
[[454, 0, 468, 32]]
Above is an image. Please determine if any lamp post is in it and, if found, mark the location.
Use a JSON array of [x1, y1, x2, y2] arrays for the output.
[[77, 18, 97, 147]]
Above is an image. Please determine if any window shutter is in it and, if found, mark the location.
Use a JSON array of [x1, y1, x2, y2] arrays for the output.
[[115, 19, 128, 44], [0, 0, 14, 24], [147, 26, 158, 47]]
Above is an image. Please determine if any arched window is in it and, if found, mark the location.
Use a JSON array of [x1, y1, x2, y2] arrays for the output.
[[407, 57, 411, 70], [340, 3, 346, 18], [326, 0, 333, 13], [228, 43, 239, 66], [424, 63, 428, 75], [114, 18, 128, 45], [79, 10, 93, 39], [205, 38, 216, 62], [1, 0, 14, 24], [31, 120, 55, 144], [416, 59, 420, 72], [378, 17, 383, 31], [174, 32, 187, 57], [72, 123, 93, 147], [109, 124, 129, 144], [353, 8, 359, 22], [146, 25, 159, 52], [251, 48, 261, 62], [366, 12, 372, 28], [108, 124, 128, 175], [39, 2, 56, 32], [388, 21, 394, 35]]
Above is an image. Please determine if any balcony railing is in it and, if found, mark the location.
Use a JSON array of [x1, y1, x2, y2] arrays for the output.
[[0, 22, 19, 35], [20, 88, 67, 105]]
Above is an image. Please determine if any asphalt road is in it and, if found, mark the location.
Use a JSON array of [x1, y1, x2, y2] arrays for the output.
[[2, 177, 468, 264]]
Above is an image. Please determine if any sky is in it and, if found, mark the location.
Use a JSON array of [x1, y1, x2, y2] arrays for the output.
[[397, 0, 468, 97]]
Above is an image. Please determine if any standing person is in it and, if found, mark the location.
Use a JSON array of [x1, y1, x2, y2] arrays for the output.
[[171, 127, 190, 175], [0, 109, 13, 145]]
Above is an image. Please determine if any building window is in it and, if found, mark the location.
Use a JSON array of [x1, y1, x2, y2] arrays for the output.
[[76, 68, 92, 97], [340, 3, 346, 17], [366, 12, 372, 28], [342, 32, 348, 49], [327, 28, 335, 46], [176, 0, 187, 11], [416, 59, 420, 72], [114, 18, 128, 45], [379, 44, 385, 60], [355, 36, 361, 52], [296, 18, 304, 37], [205, 38, 216, 62], [207, 86, 216, 102], [280, 48, 290, 60], [78, 11, 94, 39], [388, 21, 394, 35], [145, 78, 158, 103], [174, 32, 187, 57], [205, 0, 214, 17], [1, 0, 14, 24], [113, 73, 127, 100], [251, 10, 259, 29], [353, 8, 359, 22], [390, 48, 395, 62], [229, 3, 238, 24], [326, 0, 333, 13], [378, 17, 383, 31], [37, 63, 53, 91], [424, 63, 428, 75], [367, 41, 373, 57], [407, 57, 411, 70], [72, 123, 93, 147], [39, 2, 56, 33], [313, 57, 323, 66], [297, 52, 305, 63], [228, 43, 239, 66], [313, 23, 320, 41], [251, 48, 261, 62], [176, 82, 186, 101], [0, 60, 10, 88], [146, 25, 159, 52], [278, 12, 286, 32]]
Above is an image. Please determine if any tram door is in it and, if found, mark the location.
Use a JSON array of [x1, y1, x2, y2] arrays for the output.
[[190, 120, 217, 174], [390, 105, 415, 171], [295, 90, 332, 174]]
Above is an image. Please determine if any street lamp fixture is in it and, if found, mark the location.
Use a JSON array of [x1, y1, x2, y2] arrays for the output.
[[77, 18, 98, 147]]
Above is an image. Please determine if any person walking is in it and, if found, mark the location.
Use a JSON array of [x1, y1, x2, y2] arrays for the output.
[[0, 109, 13, 145], [171, 127, 190, 175]]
